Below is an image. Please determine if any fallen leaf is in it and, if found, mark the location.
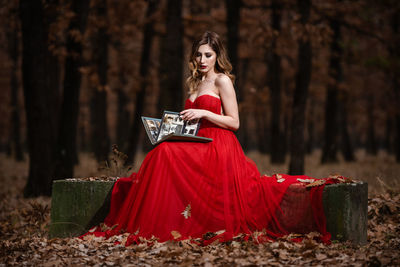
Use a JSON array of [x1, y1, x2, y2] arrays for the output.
[[171, 231, 182, 239], [181, 204, 191, 219], [305, 179, 326, 188]]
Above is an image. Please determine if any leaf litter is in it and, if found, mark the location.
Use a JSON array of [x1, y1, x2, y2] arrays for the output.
[[1, 155, 400, 266]]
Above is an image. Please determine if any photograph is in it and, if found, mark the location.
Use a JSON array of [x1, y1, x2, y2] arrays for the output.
[[142, 117, 161, 144], [157, 112, 185, 141], [147, 119, 160, 141], [183, 119, 200, 136]]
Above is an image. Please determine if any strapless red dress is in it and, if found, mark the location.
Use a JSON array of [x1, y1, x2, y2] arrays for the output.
[[86, 95, 338, 245]]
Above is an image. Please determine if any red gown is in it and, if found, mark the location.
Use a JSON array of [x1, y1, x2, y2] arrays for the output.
[[88, 94, 338, 245]]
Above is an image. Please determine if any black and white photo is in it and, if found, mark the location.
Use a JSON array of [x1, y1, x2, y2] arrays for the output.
[[157, 111, 185, 141], [141, 117, 161, 144], [183, 119, 200, 136]]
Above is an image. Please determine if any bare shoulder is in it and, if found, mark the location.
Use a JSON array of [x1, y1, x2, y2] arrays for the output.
[[215, 73, 232, 87], [215, 74, 235, 97]]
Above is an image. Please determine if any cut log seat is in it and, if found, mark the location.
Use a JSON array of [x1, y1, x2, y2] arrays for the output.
[[323, 182, 368, 245], [49, 179, 368, 245], [49, 180, 115, 238]]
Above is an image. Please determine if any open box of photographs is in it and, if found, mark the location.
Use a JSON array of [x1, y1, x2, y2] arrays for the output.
[[142, 111, 205, 145]]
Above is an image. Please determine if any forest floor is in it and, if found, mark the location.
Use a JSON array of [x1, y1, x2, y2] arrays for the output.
[[0, 150, 400, 266]]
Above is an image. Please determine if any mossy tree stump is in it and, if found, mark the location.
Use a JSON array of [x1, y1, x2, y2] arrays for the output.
[[323, 182, 368, 245], [49, 180, 114, 238]]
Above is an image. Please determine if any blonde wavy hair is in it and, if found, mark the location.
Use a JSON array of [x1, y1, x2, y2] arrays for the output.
[[186, 31, 235, 94]]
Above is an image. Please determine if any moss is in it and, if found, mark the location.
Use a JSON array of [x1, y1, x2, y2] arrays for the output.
[[49, 180, 115, 238], [323, 182, 368, 245]]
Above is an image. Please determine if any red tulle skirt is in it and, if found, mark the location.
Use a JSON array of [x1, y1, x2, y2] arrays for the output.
[[83, 95, 341, 245]]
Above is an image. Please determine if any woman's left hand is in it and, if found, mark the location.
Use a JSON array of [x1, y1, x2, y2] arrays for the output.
[[180, 109, 207, 121]]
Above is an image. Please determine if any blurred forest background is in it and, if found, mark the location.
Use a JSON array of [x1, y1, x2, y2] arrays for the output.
[[0, 0, 399, 197]]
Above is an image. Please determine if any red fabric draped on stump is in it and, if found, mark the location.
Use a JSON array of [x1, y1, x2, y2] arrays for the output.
[[84, 95, 338, 245]]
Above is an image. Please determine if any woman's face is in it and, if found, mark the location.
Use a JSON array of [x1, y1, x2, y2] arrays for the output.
[[195, 44, 217, 74]]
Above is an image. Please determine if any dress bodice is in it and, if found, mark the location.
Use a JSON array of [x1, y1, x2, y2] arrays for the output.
[[184, 94, 221, 114], [185, 94, 222, 130]]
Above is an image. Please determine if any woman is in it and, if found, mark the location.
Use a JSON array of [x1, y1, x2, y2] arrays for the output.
[[180, 31, 238, 131], [89, 31, 335, 245]]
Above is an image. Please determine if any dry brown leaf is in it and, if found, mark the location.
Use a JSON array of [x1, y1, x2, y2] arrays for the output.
[[297, 178, 315, 183], [170, 230, 182, 240], [316, 253, 328, 260], [305, 179, 326, 188]]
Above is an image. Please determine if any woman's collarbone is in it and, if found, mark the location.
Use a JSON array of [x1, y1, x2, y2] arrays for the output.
[[195, 88, 219, 99]]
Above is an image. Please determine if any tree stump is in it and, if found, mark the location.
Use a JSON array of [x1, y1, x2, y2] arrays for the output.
[[323, 182, 368, 245], [49, 180, 114, 238]]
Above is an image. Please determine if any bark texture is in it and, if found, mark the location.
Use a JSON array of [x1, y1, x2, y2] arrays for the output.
[[289, 0, 312, 175], [20, 0, 60, 196], [157, 0, 183, 112], [269, 0, 285, 163], [90, 0, 110, 163], [54, 0, 90, 179]]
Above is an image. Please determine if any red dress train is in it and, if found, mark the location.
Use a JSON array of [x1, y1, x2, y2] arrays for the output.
[[87, 95, 339, 245]]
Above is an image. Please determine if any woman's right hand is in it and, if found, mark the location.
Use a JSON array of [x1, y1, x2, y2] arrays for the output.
[[180, 109, 208, 121]]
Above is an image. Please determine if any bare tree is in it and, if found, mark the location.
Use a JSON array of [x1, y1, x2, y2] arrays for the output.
[[158, 0, 184, 111], [366, 94, 377, 155], [289, 0, 312, 175], [7, 5, 24, 161], [338, 91, 355, 161], [126, 0, 159, 165], [269, 0, 285, 163], [20, 0, 60, 196], [390, 11, 400, 161], [54, 0, 90, 179], [90, 0, 110, 163], [225, 0, 241, 98], [321, 19, 341, 163]]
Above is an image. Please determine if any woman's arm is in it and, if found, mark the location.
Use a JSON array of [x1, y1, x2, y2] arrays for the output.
[[180, 74, 240, 131]]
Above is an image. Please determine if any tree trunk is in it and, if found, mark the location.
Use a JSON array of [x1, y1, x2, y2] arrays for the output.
[[158, 0, 183, 111], [321, 87, 338, 162], [226, 0, 249, 149], [384, 115, 392, 154], [396, 113, 400, 162], [90, 0, 110, 163], [390, 11, 400, 161], [282, 108, 289, 157], [20, 0, 60, 197], [339, 92, 355, 161], [269, 0, 285, 163], [255, 88, 269, 153], [125, 0, 158, 166], [225, 0, 241, 99], [256, 109, 269, 154], [54, 0, 90, 179], [8, 16, 24, 161], [366, 94, 377, 155], [306, 100, 315, 154], [116, 87, 129, 150], [321, 19, 342, 163], [288, 0, 312, 175], [90, 90, 110, 163]]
